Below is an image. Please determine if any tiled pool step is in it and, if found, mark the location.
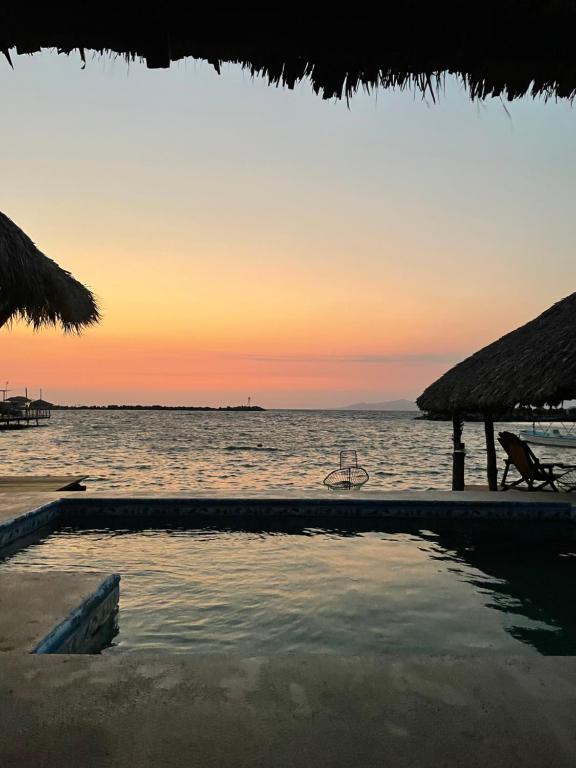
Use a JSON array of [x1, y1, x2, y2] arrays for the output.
[[0, 500, 59, 551], [0, 572, 120, 654], [33, 574, 120, 654]]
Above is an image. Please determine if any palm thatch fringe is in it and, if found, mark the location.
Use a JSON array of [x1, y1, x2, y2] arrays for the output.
[[417, 293, 576, 414], [0, 211, 100, 332], [1, 5, 576, 101]]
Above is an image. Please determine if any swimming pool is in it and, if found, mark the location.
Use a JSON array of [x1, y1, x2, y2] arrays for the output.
[[3, 519, 575, 655]]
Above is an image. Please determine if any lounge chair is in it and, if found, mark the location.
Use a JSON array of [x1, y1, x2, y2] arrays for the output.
[[324, 450, 369, 490], [498, 431, 576, 491]]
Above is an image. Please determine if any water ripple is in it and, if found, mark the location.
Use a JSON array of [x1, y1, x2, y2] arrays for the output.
[[0, 409, 571, 492]]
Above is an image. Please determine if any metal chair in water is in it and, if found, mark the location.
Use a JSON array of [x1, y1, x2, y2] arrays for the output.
[[498, 431, 576, 491], [323, 450, 369, 490]]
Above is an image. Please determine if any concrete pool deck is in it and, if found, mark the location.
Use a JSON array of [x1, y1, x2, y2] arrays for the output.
[[1, 654, 576, 767], [0, 492, 62, 525], [2, 488, 576, 767]]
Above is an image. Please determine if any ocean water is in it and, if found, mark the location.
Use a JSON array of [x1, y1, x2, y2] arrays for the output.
[[4, 521, 576, 655], [0, 409, 567, 491]]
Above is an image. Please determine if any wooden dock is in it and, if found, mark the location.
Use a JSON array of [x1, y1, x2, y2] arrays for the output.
[[0, 408, 51, 429], [0, 476, 87, 492]]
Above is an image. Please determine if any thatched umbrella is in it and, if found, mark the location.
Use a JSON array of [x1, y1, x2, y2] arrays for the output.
[[5, 395, 30, 407], [1, 5, 576, 102], [0, 211, 99, 331], [29, 398, 53, 409], [417, 293, 576, 491]]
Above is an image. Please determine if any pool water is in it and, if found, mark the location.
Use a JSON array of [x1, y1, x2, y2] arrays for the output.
[[2, 522, 576, 655]]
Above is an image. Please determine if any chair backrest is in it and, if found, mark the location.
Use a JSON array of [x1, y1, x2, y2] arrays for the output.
[[340, 450, 358, 469], [497, 431, 542, 480]]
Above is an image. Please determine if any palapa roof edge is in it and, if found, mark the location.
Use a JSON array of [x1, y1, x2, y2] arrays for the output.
[[417, 293, 576, 413], [1, 4, 576, 101], [0, 211, 100, 332]]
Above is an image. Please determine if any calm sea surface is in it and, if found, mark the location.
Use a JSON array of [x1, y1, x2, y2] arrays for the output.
[[0, 408, 569, 491]]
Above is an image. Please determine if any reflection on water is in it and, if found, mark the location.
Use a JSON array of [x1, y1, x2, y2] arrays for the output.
[[0, 409, 571, 491], [3, 521, 576, 655], [431, 528, 576, 655]]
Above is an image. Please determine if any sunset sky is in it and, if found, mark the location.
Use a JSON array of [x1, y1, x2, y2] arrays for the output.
[[1, 52, 575, 407]]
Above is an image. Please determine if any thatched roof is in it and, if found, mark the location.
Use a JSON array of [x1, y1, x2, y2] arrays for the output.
[[29, 399, 53, 409], [417, 293, 576, 413], [0, 211, 100, 332], [6, 395, 30, 406], [1, 5, 576, 101]]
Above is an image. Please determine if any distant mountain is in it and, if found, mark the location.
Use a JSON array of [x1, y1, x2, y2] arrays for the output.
[[341, 399, 419, 411]]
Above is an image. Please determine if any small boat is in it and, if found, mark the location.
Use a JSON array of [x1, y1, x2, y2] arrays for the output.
[[519, 424, 576, 449]]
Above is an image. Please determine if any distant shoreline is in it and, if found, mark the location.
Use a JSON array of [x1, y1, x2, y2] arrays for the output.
[[52, 405, 265, 412]]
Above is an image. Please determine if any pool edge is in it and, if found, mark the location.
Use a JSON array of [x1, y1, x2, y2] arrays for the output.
[[33, 573, 120, 654]]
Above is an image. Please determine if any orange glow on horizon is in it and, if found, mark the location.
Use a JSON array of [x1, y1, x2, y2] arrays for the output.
[[1, 53, 575, 406]]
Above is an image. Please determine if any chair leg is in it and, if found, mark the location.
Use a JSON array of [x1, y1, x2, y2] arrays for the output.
[[505, 477, 525, 489], [534, 476, 559, 492], [545, 468, 559, 492], [534, 481, 549, 491], [501, 460, 511, 489]]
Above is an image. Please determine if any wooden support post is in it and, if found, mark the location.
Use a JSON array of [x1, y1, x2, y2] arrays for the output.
[[452, 414, 465, 491], [484, 412, 498, 491]]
